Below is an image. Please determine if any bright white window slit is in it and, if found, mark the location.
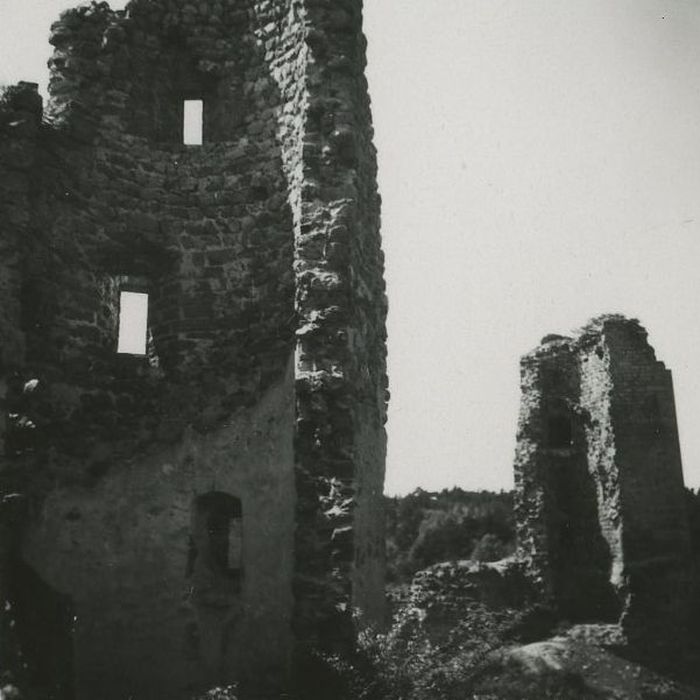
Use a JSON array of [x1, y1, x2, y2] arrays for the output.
[[117, 291, 149, 355], [183, 99, 203, 145]]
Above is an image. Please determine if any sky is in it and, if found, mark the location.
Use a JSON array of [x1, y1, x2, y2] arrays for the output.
[[2, 0, 700, 495]]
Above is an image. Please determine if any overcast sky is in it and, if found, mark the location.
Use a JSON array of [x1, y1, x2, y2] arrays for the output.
[[2, 0, 700, 495]]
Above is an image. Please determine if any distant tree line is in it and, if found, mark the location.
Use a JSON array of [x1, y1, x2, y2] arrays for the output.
[[386, 486, 700, 585], [384, 487, 516, 582]]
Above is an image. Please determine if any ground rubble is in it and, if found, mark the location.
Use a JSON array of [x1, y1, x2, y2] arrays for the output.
[[500, 624, 699, 700]]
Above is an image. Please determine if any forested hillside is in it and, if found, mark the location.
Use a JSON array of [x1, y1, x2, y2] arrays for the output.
[[384, 488, 516, 582], [386, 486, 700, 583]]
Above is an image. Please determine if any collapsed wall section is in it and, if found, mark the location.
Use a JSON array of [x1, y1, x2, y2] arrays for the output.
[[21, 364, 296, 700], [602, 320, 691, 643], [514, 316, 691, 645], [39, 0, 296, 419], [291, 0, 388, 647], [1, 2, 302, 696], [0, 83, 38, 375], [0, 0, 387, 695], [0, 1, 300, 487], [0, 82, 44, 694], [514, 335, 619, 621]]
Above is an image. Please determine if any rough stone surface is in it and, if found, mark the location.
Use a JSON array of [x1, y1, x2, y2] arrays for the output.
[[503, 635, 697, 699], [514, 315, 692, 648], [0, 1, 388, 698]]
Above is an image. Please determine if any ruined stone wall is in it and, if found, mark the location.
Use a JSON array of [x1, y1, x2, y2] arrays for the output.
[[22, 363, 295, 700], [514, 336, 618, 621], [291, 0, 387, 645], [1, 3, 298, 695], [603, 321, 691, 643], [0, 84, 37, 375], [0, 0, 387, 696], [0, 83, 42, 695], [514, 316, 691, 645], [0, 3, 297, 484], [576, 330, 625, 596], [39, 0, 296, 412]]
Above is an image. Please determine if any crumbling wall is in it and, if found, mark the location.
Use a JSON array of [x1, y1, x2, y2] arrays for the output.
[[291, 0, 388, 646], [34, 0, 296, 426], [0, 0, 387, 696], [603, 321, 691, 644], [0, 84, 36, 374], [0, 4, 298, 489], [22, 362, 295, 700], [514, 336, 619, 621], [0, 82, 41, 696], [514, 316, 691, 645], [576, 329, 625, 597]]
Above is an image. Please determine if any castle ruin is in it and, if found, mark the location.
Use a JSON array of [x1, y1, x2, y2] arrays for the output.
[[0, 0, 388, 698], [514, 315, 692, 645]]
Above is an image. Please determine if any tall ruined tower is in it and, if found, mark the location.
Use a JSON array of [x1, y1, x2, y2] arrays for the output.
[[0, 1, 388, 698], [514, 315, 691, 646]]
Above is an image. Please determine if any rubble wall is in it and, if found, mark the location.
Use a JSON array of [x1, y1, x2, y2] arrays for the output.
[[514, 337, 619, 620], [576, 333, 625, 595], [0, 0, 387, 695], [514, 316, 691, 642], [22, 364, 295, 700], [291, 0, 387, 645], [603, 321, 692, 643], [0, 84, 36, 374]]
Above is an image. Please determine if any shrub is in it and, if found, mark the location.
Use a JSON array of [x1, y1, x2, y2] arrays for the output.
[[191, 685, 238, 700], [319, 595, 556, 700], [471, 533, 513, 562]]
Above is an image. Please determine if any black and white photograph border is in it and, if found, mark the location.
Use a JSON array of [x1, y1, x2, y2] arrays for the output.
[[1, 1, 700, 699]]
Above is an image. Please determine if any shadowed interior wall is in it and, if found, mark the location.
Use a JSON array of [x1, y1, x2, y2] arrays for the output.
[[22, 363, 295, 700]]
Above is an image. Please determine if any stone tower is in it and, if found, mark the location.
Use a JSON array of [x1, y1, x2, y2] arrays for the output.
[[0, 1, 388, 698], [514, 315, 691, 645]]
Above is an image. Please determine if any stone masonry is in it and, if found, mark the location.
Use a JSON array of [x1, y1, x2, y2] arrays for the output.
[[0, 1, 388, 698], [514, 315, 691, 647]]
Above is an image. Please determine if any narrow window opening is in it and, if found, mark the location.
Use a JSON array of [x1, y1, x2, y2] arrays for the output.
[[189, 492, 243, 670], [183, 99, 203, 145], [117, 291, 149, 355], [192, 492, 243, 579], [208, 506, 233, 571]]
